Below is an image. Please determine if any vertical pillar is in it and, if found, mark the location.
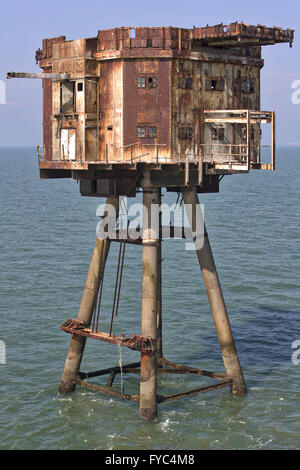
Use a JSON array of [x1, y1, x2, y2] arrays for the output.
[[139, 183, 159, 420], [182, 187, 247, 395], [156, 188, 163, 361], [58, 197, 119, 394]]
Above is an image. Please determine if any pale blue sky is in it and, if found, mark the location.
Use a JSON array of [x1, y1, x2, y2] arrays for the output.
[[0, 0, 299, 146]]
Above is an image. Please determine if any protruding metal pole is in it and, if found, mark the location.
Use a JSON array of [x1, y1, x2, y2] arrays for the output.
[[58, 197, 119, 394], [140, 177, 159, 420], [182, 187, 247, 395], [7, 71, 70, 80]]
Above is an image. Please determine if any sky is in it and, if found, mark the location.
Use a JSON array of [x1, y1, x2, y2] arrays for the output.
[[0, 0, 299, 146]]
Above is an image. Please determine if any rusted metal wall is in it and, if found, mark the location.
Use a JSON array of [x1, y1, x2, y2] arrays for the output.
[[99, 61, 123, 162], [34, 24, 293, 174], [123, 59, 170, 163], [37, 36, 66, 162], [42, 77, 53, 160], [48, 38, 99, 162], [170, 57, 261, 163], [171, 59, 200, 162]]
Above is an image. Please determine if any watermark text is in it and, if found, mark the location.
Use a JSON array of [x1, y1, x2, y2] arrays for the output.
[[291, 340, 300, 365], [0, 340, 6, 365], [96, 198, 205, 251], [0, 80, 6, 104], [291, 80, 300, 105]]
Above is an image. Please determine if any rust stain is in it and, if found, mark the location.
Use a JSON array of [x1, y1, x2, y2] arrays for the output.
[[61, 318, 154, 354]]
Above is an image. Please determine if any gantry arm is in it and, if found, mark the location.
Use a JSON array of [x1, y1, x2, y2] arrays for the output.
[[7, 71, 70, 80]]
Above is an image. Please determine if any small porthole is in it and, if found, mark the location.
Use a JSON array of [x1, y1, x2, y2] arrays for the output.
[[107, 125, 113, 131]]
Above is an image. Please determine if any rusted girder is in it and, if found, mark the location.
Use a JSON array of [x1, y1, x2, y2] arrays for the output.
[[76, 378, 140, 403], [76, 377, 232, 404], [61, 319, 154, 354], [6, 71, 70, 80], [78, 361, 141, 379], [192, 22, 294, 47], [157, 379, 232, 403]]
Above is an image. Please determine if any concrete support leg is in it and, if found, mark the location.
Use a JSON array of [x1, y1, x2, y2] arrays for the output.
[[139, 187, 159, 420], [182, 187, 247, 395], [58, 197, 119, 394]]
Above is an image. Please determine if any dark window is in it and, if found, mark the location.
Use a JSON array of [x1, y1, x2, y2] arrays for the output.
[[178, 77, 186, 89], [218, 127, 225, 140], [241, 80, 254, 93], [60, 82, 75, 113], [146, 38, 153, 47], [148, 77, 157, 88], [211, 127, 225, 141], [186, 127, 193, 140], [137, 77, 146, 88], [211, 128, 218, 140], [217, 79, 225, 91], [137, 127, 146, 138], [241, 126, 247, 140], [179, 127, 186, 139], [178, 77, 193, 89], [211, 80, 217, 91], [186, 78, 193, 89], [148, 127, 157, 138], [241, 126, 255, 140], [77, 82, 83, 92], [206, 78, 224, 92], [107, 125, 113, 131], [179, 61, 189, 72]]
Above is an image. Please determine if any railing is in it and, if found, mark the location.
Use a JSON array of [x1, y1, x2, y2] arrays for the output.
[[36, 145, 46, 163], [37, 108, 275, 171], [196, 143, 274, 170], [202, 109, 276, 171], [116, 142, 170, 164]]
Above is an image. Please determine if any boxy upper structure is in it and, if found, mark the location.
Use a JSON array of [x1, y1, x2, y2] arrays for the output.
[[30, 22, 293, 196]]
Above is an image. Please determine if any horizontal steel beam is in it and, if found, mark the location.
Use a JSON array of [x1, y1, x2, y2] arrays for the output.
[[157, 379, 232, 403], [61, 318, 154, 353], [76, 378, 140, 403]]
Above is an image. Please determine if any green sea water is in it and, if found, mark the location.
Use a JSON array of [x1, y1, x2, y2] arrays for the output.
[[0, 146, 299, 450]]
